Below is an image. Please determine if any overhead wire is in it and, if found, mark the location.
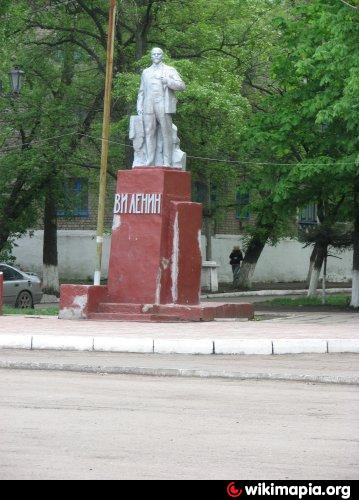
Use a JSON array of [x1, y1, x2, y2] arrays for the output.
[[3, 2, 355, 166], [0, 132, 79, 153], [82, 136, 358, 166], [0, 133, 357, 166]]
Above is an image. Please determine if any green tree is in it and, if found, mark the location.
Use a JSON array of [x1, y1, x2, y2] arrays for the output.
[[243, 0, 358, 301], [0, 0, 163, 285], [113, 0, 281, 263]]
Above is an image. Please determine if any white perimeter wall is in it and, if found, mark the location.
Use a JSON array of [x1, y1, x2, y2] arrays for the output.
[[11, 230, 353, 283], [208, 234, 353, 283]]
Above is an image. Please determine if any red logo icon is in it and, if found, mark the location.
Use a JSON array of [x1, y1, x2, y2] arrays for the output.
[[227, 482, 243, 498]]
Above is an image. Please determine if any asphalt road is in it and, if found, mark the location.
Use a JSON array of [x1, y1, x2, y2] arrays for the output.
[[0, 369, 358, 480]]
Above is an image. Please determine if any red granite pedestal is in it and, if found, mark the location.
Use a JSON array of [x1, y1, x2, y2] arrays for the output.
[[59, 168, 254, 322]]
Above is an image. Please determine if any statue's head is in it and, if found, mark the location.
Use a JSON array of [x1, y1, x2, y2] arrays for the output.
[[151, 47, 164, 65]]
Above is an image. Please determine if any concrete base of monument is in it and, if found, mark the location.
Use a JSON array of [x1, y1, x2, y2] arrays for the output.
[[59, 284, 254, 322]]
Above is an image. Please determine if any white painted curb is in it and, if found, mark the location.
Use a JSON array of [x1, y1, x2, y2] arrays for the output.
[[32, 335, 93, 351], [94, 336, 154, 353], [154, 339, 214, 355], [214, 339, 272, 355], [273, 339, 327, 355], [0, 335, 32, 350], [328, 339, 359, 354], [0, 334, 358, 355], [202, 288, 350, 299]]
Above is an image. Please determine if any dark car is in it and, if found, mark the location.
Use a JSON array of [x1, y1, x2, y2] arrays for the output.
[[0, 263, 43, 308]]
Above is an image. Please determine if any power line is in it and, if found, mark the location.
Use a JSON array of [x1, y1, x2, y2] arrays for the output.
[[83, 136, 358, 167], [186, 156, 358, 166], [0, 132, 357, 167], [0, 132, 79, 153]]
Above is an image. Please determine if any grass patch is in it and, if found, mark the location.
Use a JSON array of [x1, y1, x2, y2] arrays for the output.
[[2, 305, 59, 316], [261, 294, 351, 308]]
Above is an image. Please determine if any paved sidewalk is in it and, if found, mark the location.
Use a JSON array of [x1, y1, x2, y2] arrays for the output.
[[1, 312, 359, 337], [0, 313, 358, 355]]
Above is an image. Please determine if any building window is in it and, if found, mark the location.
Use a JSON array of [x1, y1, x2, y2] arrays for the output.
[[236, 191, 250, 220], [193, 181, 207, 204], [57, 178, 89, 218], [193, 181, 217, 206], [299, 203, 317, 227]]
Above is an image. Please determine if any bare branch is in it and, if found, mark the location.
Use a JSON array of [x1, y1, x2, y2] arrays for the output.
[[339, 0, 358, 9], [76, 0, 107, 47], [28, 38, 105, 72], [244, 78, 276, 96], [27, 21, 103, 44]]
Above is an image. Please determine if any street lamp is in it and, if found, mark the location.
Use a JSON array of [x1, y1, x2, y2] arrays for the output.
[[9, 66, 25, 94], [0, 66, 25, 97]]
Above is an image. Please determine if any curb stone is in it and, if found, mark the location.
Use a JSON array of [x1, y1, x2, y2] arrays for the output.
[[273, 339, 328, 355], [214, 339, 272, 355], [327, 339, 359, 353], [93, 336, 154, 353], [32, 335, 93, 351], [0, 334, 358, 355], [0, 335, 32, 350], [154, 339, 214, 355]]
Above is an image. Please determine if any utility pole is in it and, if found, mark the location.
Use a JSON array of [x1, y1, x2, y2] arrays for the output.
[[94, 0, 117, 286]]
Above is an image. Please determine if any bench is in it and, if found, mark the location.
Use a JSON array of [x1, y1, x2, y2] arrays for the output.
[[201, 261, 220, 293]]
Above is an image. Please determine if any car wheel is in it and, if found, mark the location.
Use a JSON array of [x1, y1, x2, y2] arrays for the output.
[[15, 291, 34, 309]]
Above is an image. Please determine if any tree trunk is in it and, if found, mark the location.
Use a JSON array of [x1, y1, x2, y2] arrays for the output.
[[42, 186, 60, 297], [135, 1, 153, 60], [306, 244, 318, 286], [321, 255, 327, 304], [307, 244, 327, 297], [350, 185, 359, 308], [204, 176, 213, 261], [204, 217, 213, 261], [0, 226, 10, 255], [135, 31, 147, 61], [235, 236, 266, 290]]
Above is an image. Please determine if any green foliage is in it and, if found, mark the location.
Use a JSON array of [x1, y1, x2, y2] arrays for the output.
[[250, 0, 359, 203], [2, 305, 59, 315], [262, 294, 351, 308], [1, 0, 283, 256], [1, 0, 358, 266], [0, 1, 109, 251], [0, 240, 16, 264], [239, 0, 359, 253], [299, 223, 352, 251], [112, 0, 280, 229]]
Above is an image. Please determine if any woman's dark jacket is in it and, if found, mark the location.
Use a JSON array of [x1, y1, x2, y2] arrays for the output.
[[230, 250, 244, 266]]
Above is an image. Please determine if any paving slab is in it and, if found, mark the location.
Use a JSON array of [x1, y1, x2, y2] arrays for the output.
[[1, 314, 359, 338]]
